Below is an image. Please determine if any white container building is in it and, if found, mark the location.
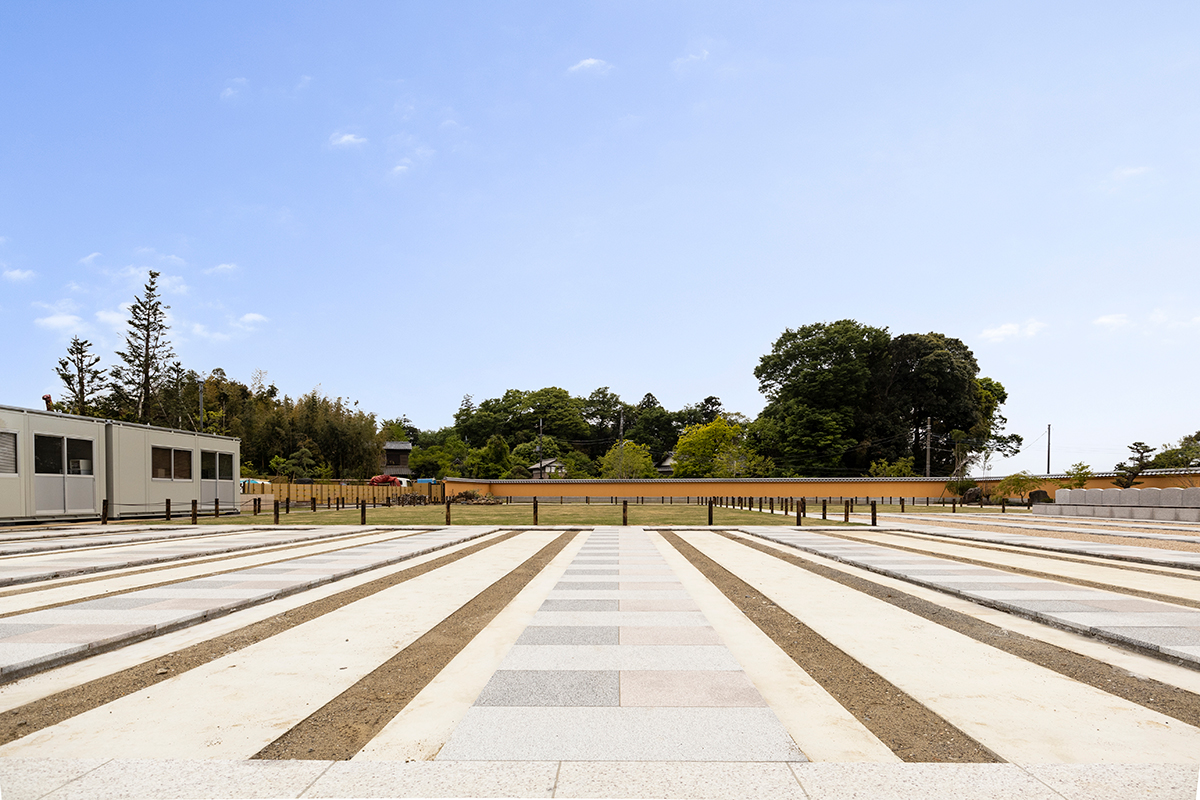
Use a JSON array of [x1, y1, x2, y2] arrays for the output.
[[0, 404, 239, 523]]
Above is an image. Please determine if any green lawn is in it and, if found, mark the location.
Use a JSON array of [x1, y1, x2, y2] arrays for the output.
[[134, 502, 864, 527]]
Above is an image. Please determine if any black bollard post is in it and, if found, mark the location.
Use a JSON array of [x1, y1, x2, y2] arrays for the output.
[[708, 500, 714, 526], [311, 497, 316, 513], [445, 499, 451, 525], [843, 500, 850, 523], [871, 501, 877, 526], [801, 497, 807, 518], [900, 498, 905, 513], [952, 499, 957, 513], [191, 499, 198, 525], [533, 498, 539, 525], [214, 498, 220, 518], [165, 498, 171, 521], [273, 500, 280, 524], [101, 498, 109, 525], [360, 499, 367, 525], [822, 499, 827, 520], [622, 500, 628, 526]]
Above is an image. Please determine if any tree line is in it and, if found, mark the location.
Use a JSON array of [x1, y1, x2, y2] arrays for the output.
[[60, 274, 1136, 483]]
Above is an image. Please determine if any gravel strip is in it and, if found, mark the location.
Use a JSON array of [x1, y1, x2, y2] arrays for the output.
[[252, 532, 576, 761], [0, 531, 523, 748], [660, 531, 1000, 763], [718, 530, 1200, 729]]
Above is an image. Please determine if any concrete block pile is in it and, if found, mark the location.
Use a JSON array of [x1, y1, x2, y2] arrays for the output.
[[1033, 487, 1200, 523]]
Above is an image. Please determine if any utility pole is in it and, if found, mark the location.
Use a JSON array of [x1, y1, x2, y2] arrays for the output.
[[198, 377, 205, 432], [1046, 424, 1051, 475], [925, 416, 932, 477], [536, 417, 543, 464], [618, 410, 625, 478]]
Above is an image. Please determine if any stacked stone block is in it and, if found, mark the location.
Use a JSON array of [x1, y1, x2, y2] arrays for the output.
[[1034, 487, 1200, 523]]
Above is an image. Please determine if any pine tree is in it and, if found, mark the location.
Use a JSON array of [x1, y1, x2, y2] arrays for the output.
[[110, 271, 176, 423], [55, 336, 107, 416]]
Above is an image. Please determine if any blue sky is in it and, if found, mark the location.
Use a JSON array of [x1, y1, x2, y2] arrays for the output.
[[2, 1, 1197, 476]]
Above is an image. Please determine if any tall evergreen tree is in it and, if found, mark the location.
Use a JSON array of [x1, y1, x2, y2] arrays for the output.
[[109, 270, 175, 423], [55, 336, 107, 416]]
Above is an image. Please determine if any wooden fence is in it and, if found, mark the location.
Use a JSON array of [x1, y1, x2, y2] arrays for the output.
[[241, 482, 444, 504]]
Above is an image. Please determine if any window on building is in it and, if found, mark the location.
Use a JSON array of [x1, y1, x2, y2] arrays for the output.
[[35, 435, 64, 475], [152, 447, 173, 479], [0, 432, 16, 474], [218, 453, 234, 481], [173, 449, 192, 480], [201, 451, 217, 480], [66, 439, 93, 475]]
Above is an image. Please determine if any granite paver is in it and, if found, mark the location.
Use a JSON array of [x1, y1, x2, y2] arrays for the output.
[[0, 526, 497, 677], [745, 527, 1200, 666], [438, 528, 805, 762]]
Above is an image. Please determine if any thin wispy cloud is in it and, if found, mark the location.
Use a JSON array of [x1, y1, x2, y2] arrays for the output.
[[569, 58, 612, 74], [1112, 166, 1150, 180], [221, 77, 247, 101], [980, 320, 1047, 342], [330, 132, 368, 147], [96, 307, 130, 334], [671, 49, 709, 74], [158, 274, 189, 294], [78, 252, 101, 265], [235, 312, 267, 328], [33, 299, 84, 333], [3, 269, 34, 282], [1093, 313, 1129, 328], [190, 323, 231, 342], [295, 75, 311, 92], [205, 262, 237, 274]]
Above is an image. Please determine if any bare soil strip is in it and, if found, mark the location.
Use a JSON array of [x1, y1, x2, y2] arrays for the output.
[[899, 517, 1200, 554], [0, 530, 525, 747], [252, 532, 576, 761], [660, 531, 999, 763], [803, 527, 1200, 611], [719, 531, 1200, 729], [0, 529, 431, 619], [848, 526, 1200, 580]]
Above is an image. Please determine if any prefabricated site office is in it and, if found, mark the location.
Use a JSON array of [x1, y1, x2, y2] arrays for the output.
[[0, 404, 240, 523]]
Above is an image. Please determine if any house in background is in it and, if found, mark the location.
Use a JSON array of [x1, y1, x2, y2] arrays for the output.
[[656, 453, 676, 477], [529, 458, 565, 480], [382, 441, 413, 478]]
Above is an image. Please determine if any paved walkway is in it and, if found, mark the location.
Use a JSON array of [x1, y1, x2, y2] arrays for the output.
[[0, 526, 495, 678], [439, 528, 804, 762], [746, 527, 1200, 665]]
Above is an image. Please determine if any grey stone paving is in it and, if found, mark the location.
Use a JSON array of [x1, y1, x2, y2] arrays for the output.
[[437, 527, 805, 762], [0, 526, 497, 678], [745, 527, 1200, 666], [0, 527, 411, 587]]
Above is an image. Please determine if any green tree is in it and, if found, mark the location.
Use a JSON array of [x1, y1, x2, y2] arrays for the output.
[[1151, 432, 1200, 470], [55, 336, 107, 416], [711, 442, 774, 478], [561, 450, 597, 478], [1057, 462, 1094, 489], [268, 455, 288, 477], [464, 434, 513, 479], [672, 417, 742, 478], [867, 456, 918, 477], [1113, 442, 1156, 488], [599, 440, 658, 479], [286, 447, 317, 480], [994, 471, 1044, 503], [109, 271, 175, 423], [627, 401, 679, 464]]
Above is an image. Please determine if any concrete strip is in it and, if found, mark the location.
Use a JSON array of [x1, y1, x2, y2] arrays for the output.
[[553, 761, 806, 799], [791, 763, 1065, 800], [731, 531, 1200, 698], [26, 758, 331, 800], [649, 530, 898, 763], [353, 532, 586, 761], [683, 530, 1200, 763], [0, 529, 514, 716], [0, 533, 560, 760], [306, 760, 559, 798], [0, 527, 431, 617]]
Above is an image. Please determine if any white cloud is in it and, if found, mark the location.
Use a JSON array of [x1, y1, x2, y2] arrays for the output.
[[3, 269, 34, 282], [330, 132, 368, 147], [221, 77, 247, 101], [78, 252, 101, 265], [1093, 313, 1129, 328], [391, 159, 412, 175], [34, 313, 83, 331], [158, 274, 189, 294], [205, 262, 237, 274], [569, 58, 612, 74], [295, 75, 311, 91], [980, 319, 1047, 342], [1112, 166, 1150, 179], [96, 306, 130, 334], [235, 312, 268, 329], [66, 281, 84, 291], [671, 50, 709, 73], [190, 323, 231, 342]]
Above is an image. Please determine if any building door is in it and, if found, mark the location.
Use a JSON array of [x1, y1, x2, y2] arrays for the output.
[[33, 436, 95, 515]]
